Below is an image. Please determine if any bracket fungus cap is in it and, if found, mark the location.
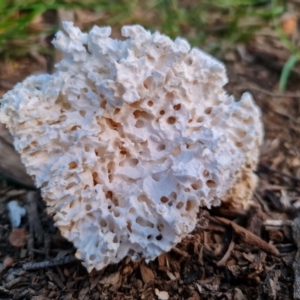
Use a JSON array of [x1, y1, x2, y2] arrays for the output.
[[0, 23, 263, 271]]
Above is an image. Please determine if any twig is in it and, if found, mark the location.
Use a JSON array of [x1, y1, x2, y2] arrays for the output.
[[238, 83, 300, 98], [216, 236, 235, 267], [0, 286, 13, 296], [26, 191, 43, 245], [214, 216, 279, 256], [293, 215, 300, 299], [264, 220, 293, 227], [22, 255, 79, 270], [172, 247, 189, 258], [4, 276, 28, 289], [273, 109, 300, 126], [259, 164, 300, 182]]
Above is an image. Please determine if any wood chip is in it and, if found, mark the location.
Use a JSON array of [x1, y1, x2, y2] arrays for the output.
[[215, 217, 279, 256], [154, 289, 169, 300], [293, 215, 300, 299], [8, 228, 28, 247], [139, 263, 154, 283]]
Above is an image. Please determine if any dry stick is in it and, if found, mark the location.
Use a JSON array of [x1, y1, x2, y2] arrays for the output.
[[238, 83, 300, 98], [292, 215, 300, 299], [216, 236, 235, 267], [23, 255, 79, 271], [26, 191, 43, 245], [214, 216, 279, 257], [259, 163, 300, 183], [172, 247, 189, 258]]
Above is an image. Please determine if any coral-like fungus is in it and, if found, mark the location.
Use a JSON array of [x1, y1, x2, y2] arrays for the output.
[[0, 23, 263, 271]]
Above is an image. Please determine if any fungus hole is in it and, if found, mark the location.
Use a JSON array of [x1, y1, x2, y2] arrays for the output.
[[186, 199, 197, 211], [105, 118, 121, 130], [156, 234, 163, 241], [92, 172, 100, 185], [143, 76, 153, 89], [100, 220, 107, 227], [113, 209, 120, 217], [170, 192, 177, 200], [83, 87, 88, 93], [160, 196, 168, 203], [69, 161, 77, 170], [191, 180, 202, 190], [166, 92, 174, 100], [176, 202, 184, 209], [137, 194, 152, 206], [147, 55, 155, 61], [100, 100, 107, 109], [136, 217, 154, 228], [206, 180, 216, 188], [151, 174, 160, 182], [79, 109, 86, 118], [85, 204, 92, 211], [41, 181, 48, 188], [171, 146, 181, 156], [113, 108, 121, 115], [129, 158, 139, 166], [173, 104, 181, 110], [147, 235, 153, 240], [236, 142, 243, 148], [107, 161, 115, 173], [84, 145, 90, 152], [147, 100, 153, 107], [66, 182, 76, 190], [105, 191, 113, 199], [129, 207, 136, 214], [186, 58, 193, 65], [133, 110, 153, 120], [188, 142, 201, 150], [184, 188, 190, 193], [69, 200, 75, 208], [157, 144, 166, 152], [160, 110, 165, 115], [157, 223, 164, 231], [108, 174, 113, 183], [243, 116, 253, 124], [135, 119, 144, 128], [203, 170, 210, 177], [63, 102, 71, 110], [188, 119, 193, 123], [89, 254, 96, 261], [197, 116, 204, 123], [167, 116, 176, 125], [204, 107, 212, 115]]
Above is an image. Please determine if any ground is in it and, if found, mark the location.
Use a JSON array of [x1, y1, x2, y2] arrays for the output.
[[0, 3, 300, 300]]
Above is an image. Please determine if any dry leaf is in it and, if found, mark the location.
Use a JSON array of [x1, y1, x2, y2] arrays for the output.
[[8, 228, 28, 247], [140, 263, 154, 283], [3, 256, 14, 268]]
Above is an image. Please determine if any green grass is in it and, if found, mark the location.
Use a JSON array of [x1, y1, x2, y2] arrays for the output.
[[0, 0, 297, 89]]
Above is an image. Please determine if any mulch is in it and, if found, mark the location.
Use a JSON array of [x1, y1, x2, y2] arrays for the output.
[[1, 20, 300, 300]]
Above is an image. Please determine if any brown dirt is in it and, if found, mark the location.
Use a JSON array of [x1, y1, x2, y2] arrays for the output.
[[0, 31, 300, 300]]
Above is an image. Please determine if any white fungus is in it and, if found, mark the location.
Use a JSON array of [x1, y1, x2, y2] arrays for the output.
[[7, 200, 26, 228], [0, 23, 263, 272]]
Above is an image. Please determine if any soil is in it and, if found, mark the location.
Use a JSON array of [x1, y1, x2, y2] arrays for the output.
[[0, 29, 300, 300]]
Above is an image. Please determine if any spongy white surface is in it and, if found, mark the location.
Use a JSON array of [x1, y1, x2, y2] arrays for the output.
[[0, 23, 263, 271]]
